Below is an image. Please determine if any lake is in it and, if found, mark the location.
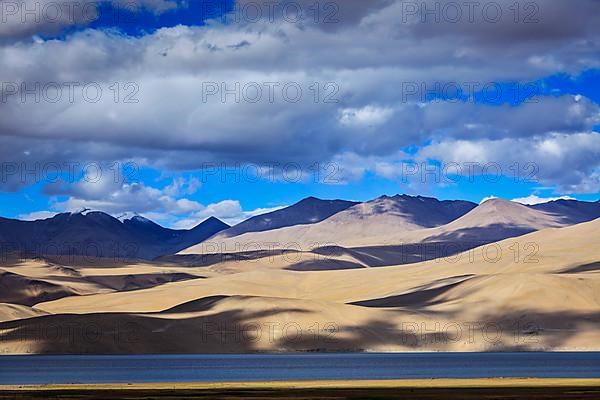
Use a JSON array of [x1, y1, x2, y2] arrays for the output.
[[0, 353, 599, 385]]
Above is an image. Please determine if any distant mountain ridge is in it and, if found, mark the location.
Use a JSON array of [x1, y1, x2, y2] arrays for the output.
[[338, 194, 477, 228], [420, 198, 570, 244], [213, 196, 359, 239], [180, 195, 479, 254], [180, 196, 600, 255], [1, 196, 598, 260], [0, 212, 229, 260], [530, 199, 600, 224]]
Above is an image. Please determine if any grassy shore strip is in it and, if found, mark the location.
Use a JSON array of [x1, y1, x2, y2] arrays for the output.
[[3, 380, 600, 400], [2, 378, 600, 390]]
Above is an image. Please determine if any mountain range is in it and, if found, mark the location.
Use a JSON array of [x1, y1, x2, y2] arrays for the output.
[[0, 212, 229, 260], [215, 197, 358, 238], [1, 196, 599, 261], [181, 196, 600, 256]]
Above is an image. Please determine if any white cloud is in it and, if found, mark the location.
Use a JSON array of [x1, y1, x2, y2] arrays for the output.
[[0, 0, 599, 196], [17, 210, 58, 221], [0, 0, 185, 41], [43, 171, 206, 220], [163, 176, 202, 197], [172, 202, 286, 229], [52, 184, 203, 216], [0, 0, 98, 40], [339, 106, 394, 128], [480, 195, 498, 204], [34, 170, 286, 228], [419, 133, 600, 194], [511, 195, 576, 205]]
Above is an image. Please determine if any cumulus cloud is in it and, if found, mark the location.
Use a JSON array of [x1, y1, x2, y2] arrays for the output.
[[171, 201, 286, 229], [0, 0, 98, 41], [17, 210, 58, 221], [418, 133, 600, 194], [54, 182, 204, 215], [0, 0, 186, 41], [413, 95, 600, 140], [234, 0, 393, 30], [385, 0, 600, 45], [163, 176, 201, 197], [0, 0, 599, 200], [339, 105, 394, 128], [42, 169, 205, 217], [29, 170, 281, 228], [17, 198, 280, 228]]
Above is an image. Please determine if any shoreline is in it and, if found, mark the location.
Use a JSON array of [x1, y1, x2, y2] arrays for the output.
[[3, 379, 600, 399], [3, 378, 600, 390], [2, 348, 600, 355]]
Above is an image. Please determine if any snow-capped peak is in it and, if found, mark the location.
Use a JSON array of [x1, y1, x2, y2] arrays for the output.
[[117, 212, 152, 224], [71, 207, 93, 215]]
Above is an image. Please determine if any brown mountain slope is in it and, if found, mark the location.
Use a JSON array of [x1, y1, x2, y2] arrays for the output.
[[180, 198, 571, 256]]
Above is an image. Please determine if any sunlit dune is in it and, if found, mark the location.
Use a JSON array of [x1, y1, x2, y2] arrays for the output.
[[0, 219, 595, 353]]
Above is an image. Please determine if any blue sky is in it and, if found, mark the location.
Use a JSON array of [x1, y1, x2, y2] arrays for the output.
[[0, 0, 599, 227], [88, 0, 236, 35]]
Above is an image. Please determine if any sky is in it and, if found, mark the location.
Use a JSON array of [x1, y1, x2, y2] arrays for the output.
[[0, 0, 599, 228]]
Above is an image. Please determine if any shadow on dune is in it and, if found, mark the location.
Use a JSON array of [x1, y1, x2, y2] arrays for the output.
[[87, 273, 204, 292], [158, 250, 304, 267], [0, 268, 206, 307], [349, 278, 473, 308], [464, 309, 600, 351], [0, 296, 316, 354], [162, 240, 493, 271], [40, 255, 152, 268], [159, 227, 542, 271], [1, 300, 599, 353], [159, 295, 231, 313], [561, 261, 600, 274], [423, 224, 536, 245], [285, 259, 365, 271], [312, 242, 485, 268], [0, 271, 78, 307], [277, 309, 600, 352]]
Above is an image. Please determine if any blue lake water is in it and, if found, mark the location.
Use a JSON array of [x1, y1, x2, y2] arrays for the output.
[[0, 353, 599, 385]]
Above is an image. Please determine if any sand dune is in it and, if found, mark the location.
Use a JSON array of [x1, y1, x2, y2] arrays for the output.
[[38, 218, 600, 314], [0, 296, 392, 353], [0, 269, 83, 307], [0, 256, 208, 308], [1, 217, 598, 353], [13, 219, 595, 353], [86, 273, 204, 291], [0, 303, 48, 322]]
